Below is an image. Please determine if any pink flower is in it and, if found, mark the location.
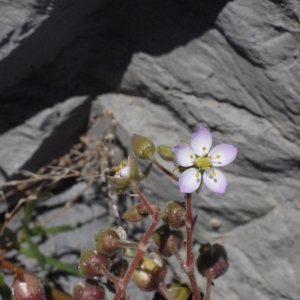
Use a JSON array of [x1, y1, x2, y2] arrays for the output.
[[172, 127, 237, 194]]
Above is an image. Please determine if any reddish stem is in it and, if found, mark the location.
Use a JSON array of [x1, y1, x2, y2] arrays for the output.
[[132, 184, 155, 215], [113, 197, 161, 300], [185, 193, 201, 300], [169, 242, 185, 270], [118, 241, 139, 248], [204, 269, 214, 300], [156, 282, 174, 300], [150, 158, 179, 182]]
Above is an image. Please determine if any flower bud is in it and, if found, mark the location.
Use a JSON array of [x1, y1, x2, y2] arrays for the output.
[[123, 202, 149, 223], [152, 224, 183, 257], [133, 253, 167, 292], [162, 201, 186, 229], [79, 249, 110, 278], [95, 228, 121, 257], [196, 243, 229, 279], [107, 175, 130, 188], [11, 273, 44, 300], [138, 163, 152, 181], [153, 284, 192, 300], [131, 134, 155, 160], [73, 280, 105, 300], [157, 145, 175, 162]]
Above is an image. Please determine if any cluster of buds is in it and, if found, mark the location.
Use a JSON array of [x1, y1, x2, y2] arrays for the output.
[[74, 228, 125, 299], [72, 130, 234, 300]]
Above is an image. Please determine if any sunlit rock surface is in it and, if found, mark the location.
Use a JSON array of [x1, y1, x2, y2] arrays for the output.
[[1, 1, 299, 299]]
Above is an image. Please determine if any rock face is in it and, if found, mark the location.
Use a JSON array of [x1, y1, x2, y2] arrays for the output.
[[1, 1, 300, 300]]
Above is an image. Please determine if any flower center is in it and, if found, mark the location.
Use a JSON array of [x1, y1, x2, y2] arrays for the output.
[[194, 156, 213, 170], [114, 160, 127, 176]]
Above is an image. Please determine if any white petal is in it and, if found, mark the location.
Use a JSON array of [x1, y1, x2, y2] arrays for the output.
[[190, 127, 212, 156], [209, 144, 237, 167], [119, 165, 130, 177], [179, 168, 201, 193], [203, 169, 227, 194], [172, 144, 195, 167], [119, 155, 131, 177]]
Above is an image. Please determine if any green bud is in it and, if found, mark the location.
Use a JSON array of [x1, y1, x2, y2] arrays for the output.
[[153, 284, 192, 300], [73, 280, 105, 300], [95, 228, 121, 257], [138, 163, 152, 181], [79, 249, 110, 278], [196, 243, 229, 279], [131, 134, 155, 160], [134, 253, 167, 292], [162, 201, 186, 229], [123, 203, 149, 223], [107, 176, 130, 188], [152, 224, 183, 257], [128, 153, 139, 179], [157, 145, 175, 162]]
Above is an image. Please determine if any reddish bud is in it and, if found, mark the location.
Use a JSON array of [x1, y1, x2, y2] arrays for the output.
[[152, 224, 183, 257], [94, 228, 121, 257], [123, 202, 149, 223], [73, 280, 105, 300], [11, 273, 44, 300], [162, 201, 186, 229], [79, 249, 110, 278], [196, 243, 229, 279], [134, 253, 167, 292]]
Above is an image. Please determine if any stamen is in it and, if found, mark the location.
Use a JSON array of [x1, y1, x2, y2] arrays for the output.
[[195, 173, 199, 178], [206, 166, 210, 170], [202, 147, 206, 151], [212, 172, 216, 177], [190, 154, 194, 159], [216, 155, 221, 159], [208, 156, 212, 159]]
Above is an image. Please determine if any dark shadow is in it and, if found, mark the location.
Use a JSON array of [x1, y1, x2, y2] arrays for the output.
[[0, 0, 232, 132]]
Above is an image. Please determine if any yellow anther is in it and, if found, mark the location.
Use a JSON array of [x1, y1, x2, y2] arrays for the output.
[[202, 146, 206, 151], [195, 173, 199, 178], [190, 154, 194, 159], [216, 155, 221, 159], [212, 172, 217, 177], [208, 155, 212, 159], [206, 166, 210, 170]]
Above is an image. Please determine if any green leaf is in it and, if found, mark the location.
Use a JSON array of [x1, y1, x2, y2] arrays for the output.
[[23, 200, 38, 228], [28, 225, 73, 236], [0, 271, 11, 300], [20, 248, 81, 277], [0, 225, 19, 249], [24, 238, 46, 270]]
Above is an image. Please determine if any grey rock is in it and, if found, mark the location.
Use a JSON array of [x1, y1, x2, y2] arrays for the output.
[[0, 0, 300, 299]]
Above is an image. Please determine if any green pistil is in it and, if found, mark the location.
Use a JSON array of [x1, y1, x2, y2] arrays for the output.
[[194, 156, 212, 170]]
